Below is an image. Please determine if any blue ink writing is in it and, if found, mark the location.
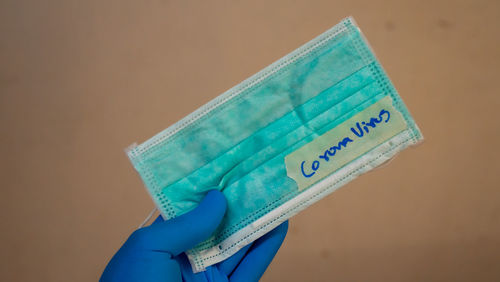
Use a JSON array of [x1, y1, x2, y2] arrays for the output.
[[301, 161, 316, 178], [300, 108, 392, 179], [318, 137, 353, 162], [301, 159, 322, 178], [351, 109, 390, 137]]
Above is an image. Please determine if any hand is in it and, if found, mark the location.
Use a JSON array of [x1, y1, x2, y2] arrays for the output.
[[101, 190, 288, 282]]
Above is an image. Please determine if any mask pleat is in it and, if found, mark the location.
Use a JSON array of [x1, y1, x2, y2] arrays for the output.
[[126, 18, 423, 271], [141, 31, 366, 192]]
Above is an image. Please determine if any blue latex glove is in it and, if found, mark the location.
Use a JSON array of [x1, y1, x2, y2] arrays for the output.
[[101, 190, 288, 282]]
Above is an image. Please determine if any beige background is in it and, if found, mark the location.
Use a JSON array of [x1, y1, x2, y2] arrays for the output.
[[1, 0, 499, 281]]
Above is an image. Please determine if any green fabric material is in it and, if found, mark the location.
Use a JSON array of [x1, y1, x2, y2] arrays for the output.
[[128, 18, 422, 257]]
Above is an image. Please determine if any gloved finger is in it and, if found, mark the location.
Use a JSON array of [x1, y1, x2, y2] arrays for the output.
[[229, 221, 288, 282], [133, 190, 227, 256], [151, 215, 164, 225], [176, 253, 228, 282], [217, 243, 253, 276]]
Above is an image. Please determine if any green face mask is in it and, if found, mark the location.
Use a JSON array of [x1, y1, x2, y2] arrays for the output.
[[127, 17, 423, 272]]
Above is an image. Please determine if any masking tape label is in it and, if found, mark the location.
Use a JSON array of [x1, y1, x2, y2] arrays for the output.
[[285, 95, 407, 191]]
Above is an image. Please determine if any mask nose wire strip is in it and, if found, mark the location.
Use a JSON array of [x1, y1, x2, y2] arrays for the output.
[[138, 207, 158, 228]]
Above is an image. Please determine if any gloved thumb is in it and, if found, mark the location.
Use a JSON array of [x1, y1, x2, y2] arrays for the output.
[[130, 190, 227, 257]]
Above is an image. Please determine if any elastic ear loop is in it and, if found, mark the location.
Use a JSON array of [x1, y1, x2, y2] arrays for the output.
[[124, 145, 159, 229], [138, 207, 158, 228]]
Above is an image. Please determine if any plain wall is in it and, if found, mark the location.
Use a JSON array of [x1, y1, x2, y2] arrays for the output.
[[1, 0, 499, 281]]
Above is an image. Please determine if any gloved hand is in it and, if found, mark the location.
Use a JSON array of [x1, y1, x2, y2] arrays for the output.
[[101, 190, 288, 282]]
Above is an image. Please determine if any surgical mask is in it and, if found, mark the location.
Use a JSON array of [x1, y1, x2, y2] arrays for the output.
[[127, 16, 423, 272]]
